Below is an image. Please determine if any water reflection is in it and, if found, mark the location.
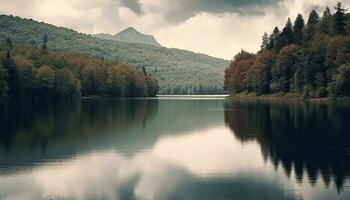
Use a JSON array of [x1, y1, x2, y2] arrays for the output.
[[0, 98, 349, 199], [0, 127, 298, 200], [224, 100, 350, 191]]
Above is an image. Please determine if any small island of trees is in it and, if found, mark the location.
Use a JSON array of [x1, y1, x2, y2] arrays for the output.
[[0, 35, 159, 103], [225, 2, 350, 99]]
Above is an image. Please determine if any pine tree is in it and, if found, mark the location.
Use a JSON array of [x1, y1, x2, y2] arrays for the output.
[[333, 2, 347, 35], [279, 18, 295, 48], [267, 27, 280, 50], [323, 6, 331, 18], [304, 10, 319, 42], [261, 32, 269, 49], [293, 14, 305, 44], [307, 10, 319, 26], [320, 7, 332, 35]]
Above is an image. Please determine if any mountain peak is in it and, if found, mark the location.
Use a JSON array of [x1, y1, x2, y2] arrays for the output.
[[94, 27, 162, 47], [122, 27, 138, 33]]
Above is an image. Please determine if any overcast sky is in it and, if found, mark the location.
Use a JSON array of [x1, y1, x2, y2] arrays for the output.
[[1, 0, 349, 59]]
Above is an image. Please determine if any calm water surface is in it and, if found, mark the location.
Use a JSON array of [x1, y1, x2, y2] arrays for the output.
[[0, 97, 350, 200]]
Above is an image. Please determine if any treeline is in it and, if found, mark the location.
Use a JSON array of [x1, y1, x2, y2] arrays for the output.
[[225, 2, 350, 98], [0, 15, 227, 95], [0, 37, 159, 103], [161, 85, 224, 95]]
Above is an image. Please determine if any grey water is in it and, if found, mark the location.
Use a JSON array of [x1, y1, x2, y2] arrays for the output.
[[0, 96, 350, 200]]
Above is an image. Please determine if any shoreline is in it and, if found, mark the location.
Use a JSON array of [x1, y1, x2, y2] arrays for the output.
[[227, 93, 350, 103]]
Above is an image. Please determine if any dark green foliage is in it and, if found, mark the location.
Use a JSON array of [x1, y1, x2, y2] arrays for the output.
[[304, 10, 319, 42], [303, 44, 326, 87], [315, 87, 327, 98], [225, 3, 350, 98], [267, 27, 280, 50], [320, 7, 333, 35], [331, 65, 350, 96], [307, 10, 320, 26], [2, 56, 21, 100], [0, 64, 8, 102], [293, 14, 305, 44], [0, 15, 228, 95], [279, 18, 295, 48], [333, 2, 347, 36], [18, 63, 37, 98]]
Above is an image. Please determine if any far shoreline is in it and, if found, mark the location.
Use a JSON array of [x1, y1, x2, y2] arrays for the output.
[[227, 93, 350, 103]]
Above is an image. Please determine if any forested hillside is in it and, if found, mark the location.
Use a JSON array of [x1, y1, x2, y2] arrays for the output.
[[0, 39, 159, 103], [0, 15, 228, 95], [225, 2, 350, 98]]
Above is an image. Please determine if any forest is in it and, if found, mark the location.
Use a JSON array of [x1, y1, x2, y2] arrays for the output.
[[224, 2, 350, 98], [0, 15, 228, 95], [0, 37, 159, 103]]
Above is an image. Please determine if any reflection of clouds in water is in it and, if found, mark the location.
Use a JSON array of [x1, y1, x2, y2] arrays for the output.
[[0, 126, 347, 200], [0, 127, 270, 200], [152, 126, 265, 176]]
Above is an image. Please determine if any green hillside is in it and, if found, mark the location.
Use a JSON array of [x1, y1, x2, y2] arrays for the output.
[[0, 15, 228, 94]]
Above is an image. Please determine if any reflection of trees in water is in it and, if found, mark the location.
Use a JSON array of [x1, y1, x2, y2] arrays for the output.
[[224, 100, 350, 191], [0, 99, 158, 153]]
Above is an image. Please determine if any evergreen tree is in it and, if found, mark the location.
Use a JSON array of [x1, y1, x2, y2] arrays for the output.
[[333, 2, 347, 35], [307, 10, 320, 26], [293, 14, 305, 44], [0, 64, 8, 102], [279, 18, 295, 48], [304, 10, 319, 42], [261, 32, 269, 49], [320, 7, 332, 35], [267, 27, 280, 50], [225, 3, 350, 98], [259, 52, 273, 94], [2, 52, 21, 100], [293, 66, 304, 92], [323, 6, 331, 18]]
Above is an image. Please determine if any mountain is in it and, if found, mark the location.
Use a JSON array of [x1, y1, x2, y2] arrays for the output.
[[94, 27, 162, 47], [0, 15, 229, 94]]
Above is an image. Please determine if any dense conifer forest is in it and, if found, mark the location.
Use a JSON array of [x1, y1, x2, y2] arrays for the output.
[[224, 2, 350, 98], [0, 37, 159, 103]]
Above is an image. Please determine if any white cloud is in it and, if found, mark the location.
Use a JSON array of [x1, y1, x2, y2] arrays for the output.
[[0, 0, 349, 59]]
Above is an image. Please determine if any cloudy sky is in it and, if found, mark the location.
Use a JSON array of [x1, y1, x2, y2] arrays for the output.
[[0, 0, 349, 59]]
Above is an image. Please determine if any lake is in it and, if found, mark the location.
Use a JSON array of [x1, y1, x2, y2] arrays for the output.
[[0, 96, 350, 200]]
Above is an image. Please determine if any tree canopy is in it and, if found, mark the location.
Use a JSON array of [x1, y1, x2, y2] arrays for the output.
[[225, 2, 350, 98], [0, 40, 159, 102]]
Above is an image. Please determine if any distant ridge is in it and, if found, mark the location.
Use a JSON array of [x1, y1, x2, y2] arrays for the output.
[[94, 27, 162, 47], [0, 14, 228, 95]]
